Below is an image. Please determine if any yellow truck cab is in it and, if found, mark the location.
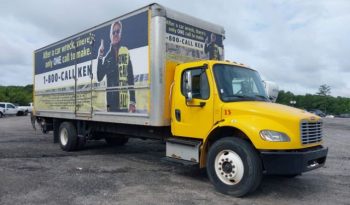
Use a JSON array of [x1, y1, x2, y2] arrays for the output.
[[170, 60, 328, 196]]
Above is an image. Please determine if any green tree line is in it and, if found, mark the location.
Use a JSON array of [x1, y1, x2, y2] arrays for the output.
[[0, 85, 33, 105], [276, 90, 350, 115]]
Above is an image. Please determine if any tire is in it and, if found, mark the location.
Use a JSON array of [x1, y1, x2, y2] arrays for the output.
[[59, 122, 78, 151], [105, 134, 129, 146], [206, 137, 262, 197], [0, 112, 3, 118]]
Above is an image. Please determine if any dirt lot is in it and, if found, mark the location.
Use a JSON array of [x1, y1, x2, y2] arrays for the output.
[[0, 116, 349, 205]]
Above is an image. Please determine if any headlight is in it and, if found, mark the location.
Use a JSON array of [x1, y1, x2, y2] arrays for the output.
[[260, 130, 290, 142]]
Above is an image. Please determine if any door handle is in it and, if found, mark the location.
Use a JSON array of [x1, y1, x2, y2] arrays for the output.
[[175, 109, 181, 122]]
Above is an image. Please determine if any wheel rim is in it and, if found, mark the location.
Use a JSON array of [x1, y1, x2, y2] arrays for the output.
[[60, 128, 68, 146], [214, 149, 244, 185]]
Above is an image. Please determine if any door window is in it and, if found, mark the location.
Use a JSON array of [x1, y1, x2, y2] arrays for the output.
[[181, 68, 210, 100], [7, 104, 15, 109]]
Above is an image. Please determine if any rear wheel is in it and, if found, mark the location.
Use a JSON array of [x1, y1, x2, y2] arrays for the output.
[[59, 122, 78, 151], [207, 137, 262, 197]]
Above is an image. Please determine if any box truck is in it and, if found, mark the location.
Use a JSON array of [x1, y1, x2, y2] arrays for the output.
[[33, 3, 328, 196]]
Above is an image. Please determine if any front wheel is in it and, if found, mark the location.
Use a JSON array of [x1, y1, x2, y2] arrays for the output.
[[207, 137, 262, 197]]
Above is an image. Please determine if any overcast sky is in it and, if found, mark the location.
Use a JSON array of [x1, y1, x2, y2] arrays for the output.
[[0, 0, 349, 97]]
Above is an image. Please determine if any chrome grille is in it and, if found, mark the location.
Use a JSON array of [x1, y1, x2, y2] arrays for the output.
[[300, 120, 323, 145]]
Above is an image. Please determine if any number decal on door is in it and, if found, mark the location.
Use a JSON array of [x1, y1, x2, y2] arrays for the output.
[[224, 109, 231, 115]]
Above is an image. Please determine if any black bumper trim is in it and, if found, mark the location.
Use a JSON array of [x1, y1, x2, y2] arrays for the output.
[[260, 146, 328, 175]]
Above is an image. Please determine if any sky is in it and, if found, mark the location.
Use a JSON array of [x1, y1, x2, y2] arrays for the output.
[[0, 0, 349, 97]]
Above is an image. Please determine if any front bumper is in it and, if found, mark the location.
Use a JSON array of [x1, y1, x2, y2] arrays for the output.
[[260, 146, 328, 175]]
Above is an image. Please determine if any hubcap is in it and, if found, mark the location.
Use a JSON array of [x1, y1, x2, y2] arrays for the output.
[[214, 150, 244, 185], [222, 162, 233, 173], [60, 128, 68, 146]]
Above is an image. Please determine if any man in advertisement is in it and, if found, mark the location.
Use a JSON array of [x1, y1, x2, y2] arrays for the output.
[[97, 21, 136, 112], [204, 33, 220, 60]]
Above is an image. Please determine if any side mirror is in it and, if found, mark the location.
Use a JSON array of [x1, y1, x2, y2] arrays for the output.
[[184, 70, 193, 102], [263, 81, 279, 102]]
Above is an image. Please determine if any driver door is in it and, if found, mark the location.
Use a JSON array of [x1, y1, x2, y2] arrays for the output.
[[171, 66, 214, 139], [6, 104, 17, 115]]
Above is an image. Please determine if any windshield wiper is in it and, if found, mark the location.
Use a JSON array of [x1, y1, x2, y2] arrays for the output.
[[233, 95, 251, 98], [254, 94, 268, 101], [223, 95, 254, 101], [226, 94, 268, 102]]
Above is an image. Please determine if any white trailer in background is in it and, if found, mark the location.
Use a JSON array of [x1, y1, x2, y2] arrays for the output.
[[264, 81, 279, 102]]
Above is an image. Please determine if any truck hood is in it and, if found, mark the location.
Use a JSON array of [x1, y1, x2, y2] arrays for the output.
[[220, 101, 322, 150], [222, 101, 319, 123]]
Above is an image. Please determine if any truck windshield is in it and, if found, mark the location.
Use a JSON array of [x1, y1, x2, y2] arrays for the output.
[[213, 64, 268, 102]]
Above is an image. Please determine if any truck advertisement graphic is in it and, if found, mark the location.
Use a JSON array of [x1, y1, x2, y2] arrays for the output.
[[165, 17, 224, 63], [34, 11, 149, 114]]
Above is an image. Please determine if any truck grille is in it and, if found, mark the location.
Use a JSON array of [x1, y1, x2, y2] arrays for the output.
[[300, 120, 323, 145]]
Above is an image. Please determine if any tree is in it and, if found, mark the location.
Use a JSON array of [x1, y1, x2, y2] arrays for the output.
[[316, 84, 331, 114], [317, 84, 331, 96], [0, 85, 33, 105], [276, 89, 350, 115]]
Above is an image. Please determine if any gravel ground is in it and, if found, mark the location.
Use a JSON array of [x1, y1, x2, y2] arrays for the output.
[[0, 116, 349, 205]]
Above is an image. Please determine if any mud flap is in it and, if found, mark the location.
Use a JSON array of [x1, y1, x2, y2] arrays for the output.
[[30, 113, 36, 130]]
